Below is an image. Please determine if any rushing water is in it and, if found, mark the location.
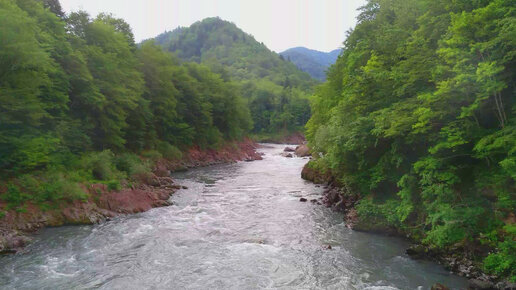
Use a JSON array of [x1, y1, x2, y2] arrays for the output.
[[0, 144, 468, 289]]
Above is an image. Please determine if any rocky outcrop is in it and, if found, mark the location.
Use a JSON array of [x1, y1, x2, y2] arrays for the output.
[[0, 138, 262, 254], [284, 147, 295, 152], [301, 164, 333, 185], [295, 144, 311, 157]]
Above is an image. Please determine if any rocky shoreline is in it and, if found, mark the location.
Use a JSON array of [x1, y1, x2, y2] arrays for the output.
[[0, 139, 262, 255], [301, 163, 516, 290]]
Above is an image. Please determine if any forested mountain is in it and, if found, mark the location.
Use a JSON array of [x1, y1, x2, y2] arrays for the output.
[[0, 0, 252, 208], [280, 47, 340, 81], [153, 18, 317, 134], [151, 27, 184, 47], [306, 0, 515, 281]]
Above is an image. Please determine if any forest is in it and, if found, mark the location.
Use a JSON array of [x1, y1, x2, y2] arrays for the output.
[[154, 18, 316, 136], [1, 0, 515, 284], [305, 0, 515, 281], [0, 0, 268, 210]]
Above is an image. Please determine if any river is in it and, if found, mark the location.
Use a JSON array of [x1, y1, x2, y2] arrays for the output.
[[0, 144, 467, 289]]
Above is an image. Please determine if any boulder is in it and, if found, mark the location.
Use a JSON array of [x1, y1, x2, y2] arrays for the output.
[[284, 147, 295, 152], [406, 244, 428, 259], [468, 279, 496, 290], [496, 282, 516, 290], [295, 144, 311, 157], [299, 198, 308, 202]]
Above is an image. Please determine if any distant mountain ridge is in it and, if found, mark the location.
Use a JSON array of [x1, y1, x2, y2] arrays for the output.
[[153, 18, 314, 87], [280, 47, 340, 81]]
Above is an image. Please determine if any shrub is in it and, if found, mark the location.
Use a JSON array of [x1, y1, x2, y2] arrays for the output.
[[354, 198, 402, 233], [141, 150, 162, 162], [36, 173, 88, 202], [81, 150, 120, 181], [114, 152, 153, 180], [106, 180, 121, 191], [1, 183, 31, 209], [115, 153, 142, 175], [60, 179, 88, 201], [484, 240, 516, 282], [157, 142, 183, 160]]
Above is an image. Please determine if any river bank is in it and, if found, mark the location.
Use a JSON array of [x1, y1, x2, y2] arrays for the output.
[[301, 162, 516, 289], [0, 143, 469, 289], [0, 139, 262, 254]]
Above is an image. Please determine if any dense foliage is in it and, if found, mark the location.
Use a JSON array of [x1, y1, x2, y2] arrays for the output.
[[280, 47, 340, 81], [306, 0, 515, 281], [155, 18, 316, 135], [0, 0, 251, 208]]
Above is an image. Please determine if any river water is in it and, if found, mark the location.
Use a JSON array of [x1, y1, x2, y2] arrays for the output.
[[0, 144, 467, 289]]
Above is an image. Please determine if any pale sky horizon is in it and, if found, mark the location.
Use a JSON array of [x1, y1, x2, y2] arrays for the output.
[[59, 0, 368, 53]]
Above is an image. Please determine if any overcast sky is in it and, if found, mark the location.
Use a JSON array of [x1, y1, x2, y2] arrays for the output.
[[60, 0, 367, 52]]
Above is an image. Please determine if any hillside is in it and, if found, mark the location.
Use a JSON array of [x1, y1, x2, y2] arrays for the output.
[[153, 18, 317, 134], [280, 47, 340, 81]]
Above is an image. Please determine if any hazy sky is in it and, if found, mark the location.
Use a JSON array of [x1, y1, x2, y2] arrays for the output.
[[60, 0, 367, 52]]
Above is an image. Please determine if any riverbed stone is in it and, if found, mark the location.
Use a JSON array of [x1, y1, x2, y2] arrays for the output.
[[468, 279, 496, 290], [295, 144, 311, 157], [431, 283, 450, 290], [496, 282, 516, 290]]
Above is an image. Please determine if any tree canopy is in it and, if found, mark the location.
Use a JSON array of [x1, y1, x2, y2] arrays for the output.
[[0, 0, 252, 177], [306, 0, 515, 281], [155, 17, 317, 135]]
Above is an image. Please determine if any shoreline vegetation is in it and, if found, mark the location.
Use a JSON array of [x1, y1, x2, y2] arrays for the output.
[[301, 163, 515, 289], [302, 0, 515, 286]]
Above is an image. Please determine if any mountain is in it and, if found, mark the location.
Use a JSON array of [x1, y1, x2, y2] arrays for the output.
[[151, 17, 317, 134], [153, 27, 184, 47], [155, 18, 315, 87], [280, 47, 340, 81]]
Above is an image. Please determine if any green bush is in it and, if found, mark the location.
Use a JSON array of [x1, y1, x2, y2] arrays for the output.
[[81, 150, 120, 181], [157, 142, 183, 160], [106, 180, 122, 191], [59, 179, 88, 201], [484, 240, 516, 282], [114, 152, 153, 181], [141, 150, 162, 162], [355, 198, 400, 229], [115, 153, 142, 175], [1, 183, 31, 209], [35, 173, 88, 202]]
